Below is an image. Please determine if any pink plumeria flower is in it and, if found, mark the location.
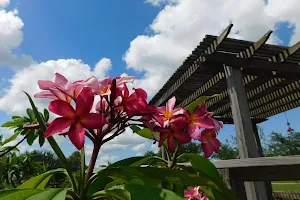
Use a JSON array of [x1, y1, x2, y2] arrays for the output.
[[155, 116, 191, 152], [199, 129, 221, 158], [44, 87, 106, 150], [84, 76, 135, 96], [184, 186, 209, 200], [155, 96, 184, 128]]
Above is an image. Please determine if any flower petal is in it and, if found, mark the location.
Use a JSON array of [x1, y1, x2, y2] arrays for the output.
[[170, 116, 187, 131], [156, 127, 170, 147], [54, 73, 69, 86], [44, 117, 73, 138], [116, 76, 135, 85], [37, 80, 56, 90], [34, 91, 57, 99], [76, 87, 94, 116], [174, 130, 191, 144], [187, 123, 201, 140], [201, 142, 214, 158], [84, 76, 100, 91], [49, 87, 72, 103], [168, 135, 175, 152], [80, 113, 106, 129], [172, 107, 184, 116], [166, 96, 176, 114], [134, 88, 147, 100], [68, 122, 85, 150], [49, 100, 76, 117], [195, 117, 215, 129]]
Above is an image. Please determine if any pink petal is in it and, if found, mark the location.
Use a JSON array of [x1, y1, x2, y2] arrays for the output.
[[54, 73, 69, 86], [172, 107, 184, 115], [195, 117, 215, 129], [157, 106, 166, 114], [34, 91, 57, 99], [187, 123, 201, 140], [170, 116, 187, 131], [80, 113, 106, 129], [76, 87, 94, 116], [49, 100, 76, 117], [166, 96, 176, 114], [44, 117, 73, 138], [174, 130, 191, 144], [63, 84, 84, 99], [156, 128, 170, 147], [198, 104, 208, 116], [134, 88, 147, 100], [84, 76, 100, 91], [49, 87, 72, 103], [168, 135, 175, 152], [68, 122, 85, 150], [211, 138, 221, 153], [152, 114, 164, 127], [37, 80, 56, 90], [202, 142, 214, 158], [116, 76, 135, 85]]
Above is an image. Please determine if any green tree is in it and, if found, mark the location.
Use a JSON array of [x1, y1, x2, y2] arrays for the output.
[[265, 131, 300, 156]]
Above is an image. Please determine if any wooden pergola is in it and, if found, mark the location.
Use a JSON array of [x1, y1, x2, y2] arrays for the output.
[[149, 24, 300, 200]]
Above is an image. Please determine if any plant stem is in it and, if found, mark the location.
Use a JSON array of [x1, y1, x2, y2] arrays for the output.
[[0, 135, 28, 157], [79, 147, 85, 199], [48, 136, 78, 193], [85, 142, 101, 183], [169, 144, 181, 169]]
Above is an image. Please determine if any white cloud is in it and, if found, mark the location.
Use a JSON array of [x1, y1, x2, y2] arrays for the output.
[[96, 154, 119, 166], [93, 57, 112, 79], [0, 58, 112, 116], [124, 0, 300, 97], [0, 0, 10, 8], [0, 9, 34, 69]]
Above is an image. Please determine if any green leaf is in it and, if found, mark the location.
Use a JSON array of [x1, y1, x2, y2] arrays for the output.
[[0, 189, 43, 200], [87, 157, 146, 195], [2, 132, 19, 146], [18, 168, 66, 189], [26, 108, 36, 121], [178, 153, 223, 183], [129, 156, 167, 167], [131, 126, 168, 147], [108, 156, 145, 168], [0, 189, 67, 200], [24, 91, 78, 193], [27, 188, 67, 200], [1, 121, 20, 127], [27, 130, 38, 146], [44, 109, 50, 122], [97, 167, 218, 189], [39, 131, 45, 147], [184, 96, 211, 112], [12, 116, 22, 120], [89, 188, 131, 200], [112, 184, 185, 200]]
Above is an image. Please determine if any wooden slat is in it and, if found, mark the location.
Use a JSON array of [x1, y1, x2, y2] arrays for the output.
[[269, 41, 300, 62]]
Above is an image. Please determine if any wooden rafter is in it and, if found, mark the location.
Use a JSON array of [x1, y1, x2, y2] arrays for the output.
[[154, 24, 233, 106]]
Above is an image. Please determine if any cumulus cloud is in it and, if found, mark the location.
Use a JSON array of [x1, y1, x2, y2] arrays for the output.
[[0, 58, 112, 116], [93, 57, 112, 78], [0, 0, 10, 8], [0, 8, 34, 69], [124, 0, 300, 97]]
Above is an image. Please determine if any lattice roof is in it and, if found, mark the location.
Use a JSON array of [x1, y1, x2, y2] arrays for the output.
[[149, 24, 300, 124]]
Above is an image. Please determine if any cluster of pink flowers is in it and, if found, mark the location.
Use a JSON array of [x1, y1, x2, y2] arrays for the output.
[[184, 186, 209, 200], [34, 73, 222, 157]]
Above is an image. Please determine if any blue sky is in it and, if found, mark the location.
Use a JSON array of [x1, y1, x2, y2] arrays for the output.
[[0, 0, 300, 165]]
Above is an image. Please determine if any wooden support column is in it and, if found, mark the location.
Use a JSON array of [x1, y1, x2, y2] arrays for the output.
[[252, 122, 274, 200], [224, 65, 271, 200]]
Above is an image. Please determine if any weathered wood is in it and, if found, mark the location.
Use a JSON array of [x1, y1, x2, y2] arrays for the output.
[[213, 155, 300, 168], [224, 65, 270, 200]]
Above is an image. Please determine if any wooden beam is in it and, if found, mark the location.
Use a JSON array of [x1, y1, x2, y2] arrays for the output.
[[153, 24, 233, 106], [269, 41, 300, 62], [224, 65, 270, 200]]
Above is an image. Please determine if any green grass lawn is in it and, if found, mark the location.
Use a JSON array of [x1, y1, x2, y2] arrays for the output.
[[272, 181, 300, 192]]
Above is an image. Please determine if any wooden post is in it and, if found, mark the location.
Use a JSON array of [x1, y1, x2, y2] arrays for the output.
[[224, 65, 271, 200], [252, 122, 274, 200]]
